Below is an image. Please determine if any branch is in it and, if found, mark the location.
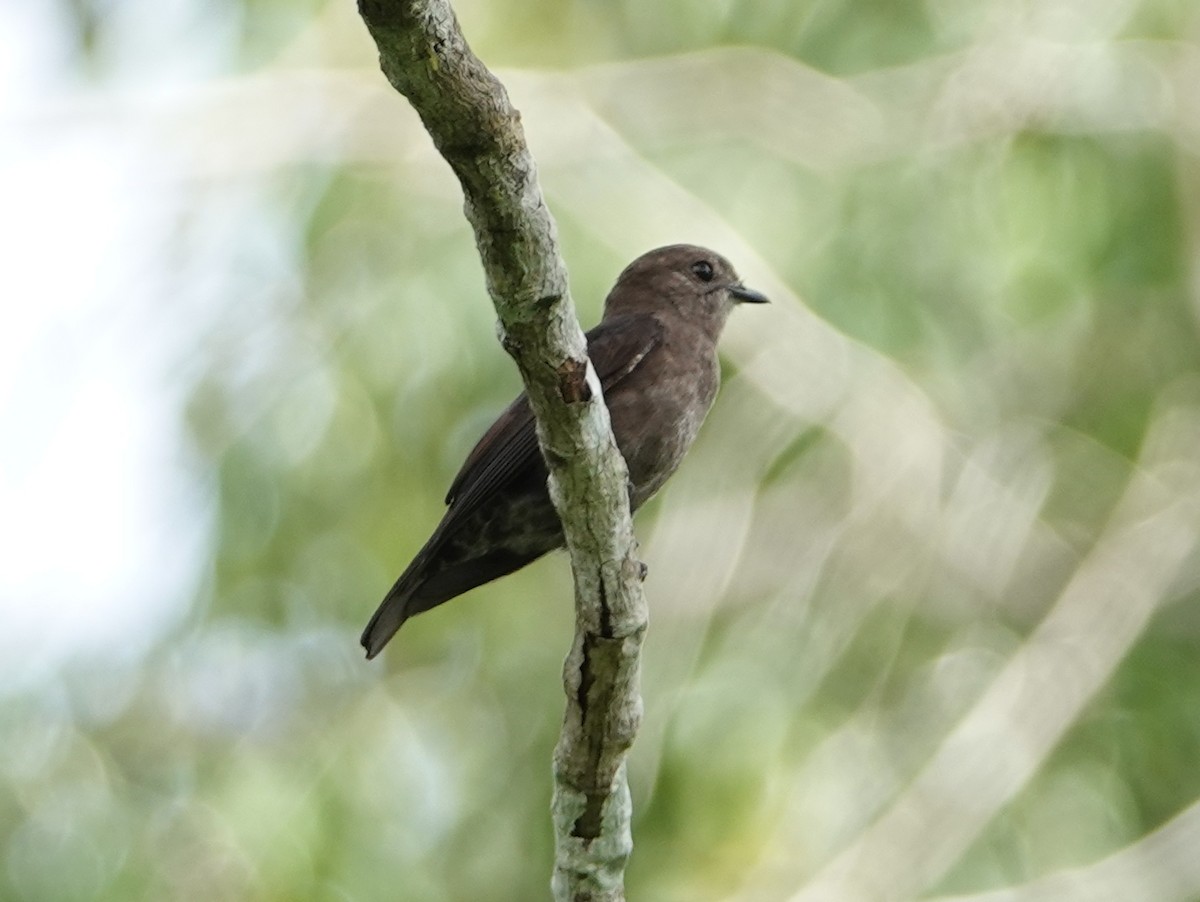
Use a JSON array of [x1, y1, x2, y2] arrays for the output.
[[357, 2, 647, 899]]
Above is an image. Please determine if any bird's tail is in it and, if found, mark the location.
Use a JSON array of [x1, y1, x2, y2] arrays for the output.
[[361, 557, 429, 659], [360, 588, 410, 660], [361, 549, 539, 659], [359, 553, 470, 659]]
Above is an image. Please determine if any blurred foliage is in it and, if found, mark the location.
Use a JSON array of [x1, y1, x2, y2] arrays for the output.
[[7, 0, 1200, 900]]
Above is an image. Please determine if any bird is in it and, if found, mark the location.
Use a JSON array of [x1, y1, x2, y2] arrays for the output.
[[362, 244, 768, 659]]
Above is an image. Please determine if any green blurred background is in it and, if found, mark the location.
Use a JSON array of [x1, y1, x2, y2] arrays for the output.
[[4, 1, 1200, 900]]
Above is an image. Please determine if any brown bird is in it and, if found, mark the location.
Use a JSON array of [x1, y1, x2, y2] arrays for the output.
[[362, 244, 767, 658]]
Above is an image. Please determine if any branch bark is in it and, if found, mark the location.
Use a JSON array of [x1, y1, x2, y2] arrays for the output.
[[357, 2, 647, 899]]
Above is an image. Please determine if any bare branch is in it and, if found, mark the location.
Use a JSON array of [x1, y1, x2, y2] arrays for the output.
[[357, 1, 647, 898]]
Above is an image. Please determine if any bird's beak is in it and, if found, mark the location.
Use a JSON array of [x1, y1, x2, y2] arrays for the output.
[[729, 283, 769, 304]]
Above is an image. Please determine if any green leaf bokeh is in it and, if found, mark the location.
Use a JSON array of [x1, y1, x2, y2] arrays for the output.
[[5, 1, 1200, 900]]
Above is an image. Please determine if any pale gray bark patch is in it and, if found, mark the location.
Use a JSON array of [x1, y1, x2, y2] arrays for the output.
[[357, 2, 648, 899]]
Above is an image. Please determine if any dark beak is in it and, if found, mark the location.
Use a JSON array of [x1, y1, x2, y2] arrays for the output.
[[729, 283, 769, 304]]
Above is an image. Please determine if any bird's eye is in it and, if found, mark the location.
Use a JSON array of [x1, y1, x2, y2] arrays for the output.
[[691, 260, 715, 282]]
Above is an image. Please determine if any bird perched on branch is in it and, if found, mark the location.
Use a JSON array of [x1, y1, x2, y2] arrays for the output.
[[362, 244, 768, 658]]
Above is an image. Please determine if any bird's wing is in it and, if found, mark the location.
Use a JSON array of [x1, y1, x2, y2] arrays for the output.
[[439, 313, 665, 523]]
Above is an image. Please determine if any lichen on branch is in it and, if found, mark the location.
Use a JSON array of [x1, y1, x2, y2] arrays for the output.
[[357, 2, 648, 899]]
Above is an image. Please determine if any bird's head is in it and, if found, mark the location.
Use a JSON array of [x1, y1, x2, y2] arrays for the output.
[[603, 244, 768, 339]]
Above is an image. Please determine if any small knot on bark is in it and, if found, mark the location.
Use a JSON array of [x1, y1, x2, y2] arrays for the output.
[[557, 358, 592, 404]]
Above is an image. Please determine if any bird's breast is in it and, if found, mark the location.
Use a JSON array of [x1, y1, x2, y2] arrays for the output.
[[607, 339, 720, 510]]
